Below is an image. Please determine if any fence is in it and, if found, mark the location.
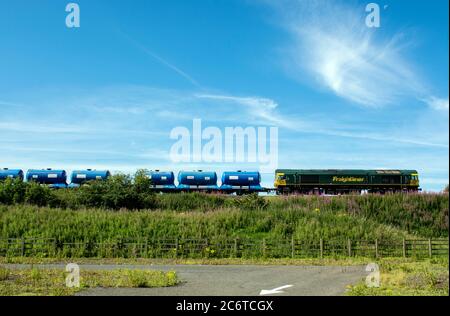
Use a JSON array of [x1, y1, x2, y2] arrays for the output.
[[0, 237, 448, 259]]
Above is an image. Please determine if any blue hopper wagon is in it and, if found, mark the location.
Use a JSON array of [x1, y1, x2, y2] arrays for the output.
[[146, 170, 177, 192], [69, 169, 111, 188], [220, 171, 263, 194], [26, 169, 68, 189], [177, 171, 219, 191], [0, 168, 24, 181]]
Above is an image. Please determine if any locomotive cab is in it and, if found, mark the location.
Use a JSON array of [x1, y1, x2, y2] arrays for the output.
[[410, 173, 419, 187], [274, 172, 286, 188]]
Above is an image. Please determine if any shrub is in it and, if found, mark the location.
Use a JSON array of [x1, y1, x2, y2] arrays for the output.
[[0, 178, 26, 205], [73, 172, 156, 210], [24, 182, 54, 207]]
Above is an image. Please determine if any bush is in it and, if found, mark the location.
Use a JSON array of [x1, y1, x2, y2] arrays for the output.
[[0, 178, 26, 205], [69, 171, 157, 210], [24, 182, 54, 207]]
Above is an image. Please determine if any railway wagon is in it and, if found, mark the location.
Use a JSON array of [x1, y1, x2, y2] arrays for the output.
[[146, 170, 177, 192], [26, 169, 68, 189], [69, 169, 111, 188], [177, 171, 219, 191], [274, 169, 420, 194], [0, 168, 24, 181], [220, 171, 263, 194]]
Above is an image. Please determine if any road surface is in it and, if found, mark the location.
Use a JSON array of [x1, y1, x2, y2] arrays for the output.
[[4, 263, 367, 296]]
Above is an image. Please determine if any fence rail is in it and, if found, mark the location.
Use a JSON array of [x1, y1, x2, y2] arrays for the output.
[[0, 237, 448, 259]]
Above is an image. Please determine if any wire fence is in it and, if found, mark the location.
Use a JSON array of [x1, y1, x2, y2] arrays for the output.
[[0, 237, 448, 259]]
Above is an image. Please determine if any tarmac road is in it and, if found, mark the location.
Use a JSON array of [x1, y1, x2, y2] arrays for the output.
[[4, 263, 368, 296]]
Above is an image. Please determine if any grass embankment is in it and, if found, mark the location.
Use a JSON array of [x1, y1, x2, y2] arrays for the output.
[[1, 193, 448, 242], [0, 266, 178, 296], [347, 258, 449, 296], [0, 187, 448, 258], [0, 204, 417, 242], [1, 175, 448, 238]]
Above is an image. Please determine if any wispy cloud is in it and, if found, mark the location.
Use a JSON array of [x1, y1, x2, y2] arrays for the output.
[[270, 0, 425, 107], [118, 30, 202, 89], [0, 122, 90, 134], [0, 100, 23, 107], [196, 94, 278, 109], [90, 105, 145, 115], [313, 129, 449, 149], [194, 93, 291, 127], [195, 92, 448, 148], [423, 96, 449, 111]]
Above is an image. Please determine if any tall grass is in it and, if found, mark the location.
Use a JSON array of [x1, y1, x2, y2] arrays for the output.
[[0, 175, 448, 242], [0, 195, 446, 245]]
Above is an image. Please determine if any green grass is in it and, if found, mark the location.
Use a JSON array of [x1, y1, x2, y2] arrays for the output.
[[0, 204, 420, 247], [0, 192, 447, 259], [1, 176, 448, 238], [2, 193, 447, 241], [0, 256, 378, 266], [347, 258, 449, 296], [0, 267, 178, 296]]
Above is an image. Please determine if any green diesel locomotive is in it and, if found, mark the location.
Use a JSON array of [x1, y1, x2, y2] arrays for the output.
[[274, 169, 420, 194]]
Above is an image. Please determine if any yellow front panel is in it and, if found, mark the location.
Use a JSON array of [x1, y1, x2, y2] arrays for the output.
[[274, 173, 286, 188]]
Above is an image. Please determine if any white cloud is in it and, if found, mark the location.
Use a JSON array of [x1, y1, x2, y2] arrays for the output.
[[423, 96, 449, 111], [194, 93, 295, 128], [0, 122, 90, 134], [271, 0, 424, 107], [195, 94, 278, 110], [90, 106, 145, 114]]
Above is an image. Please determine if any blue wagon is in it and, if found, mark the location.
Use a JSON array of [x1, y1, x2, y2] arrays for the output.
[[0, 168, 24, 181], [26, 169, 67, 188], [220, 171, 263, 194], [69, 169, 111, 188], [177, 171, 218, 191], [147, 170, 177, 192]]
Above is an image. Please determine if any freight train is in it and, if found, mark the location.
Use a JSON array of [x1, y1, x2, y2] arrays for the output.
[[0, 167, 420, 194]]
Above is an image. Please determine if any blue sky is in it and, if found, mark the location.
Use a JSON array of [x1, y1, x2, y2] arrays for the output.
[[0, 0, 448, 191]]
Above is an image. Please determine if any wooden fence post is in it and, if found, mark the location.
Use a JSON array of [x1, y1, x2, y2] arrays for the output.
[[234, 238, 238, 258], [262, 238, 266, 258], [175, 238, 179, 258], [347, 239, 352, 257], [319, 238, 323, 259], [291, 236, 295, 259], [375, 239, 379, 259], [402, 238, 406, 258], [428, 238, 432, 258], [144, 239, 148, 258], [21, 238, 25, 257]]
